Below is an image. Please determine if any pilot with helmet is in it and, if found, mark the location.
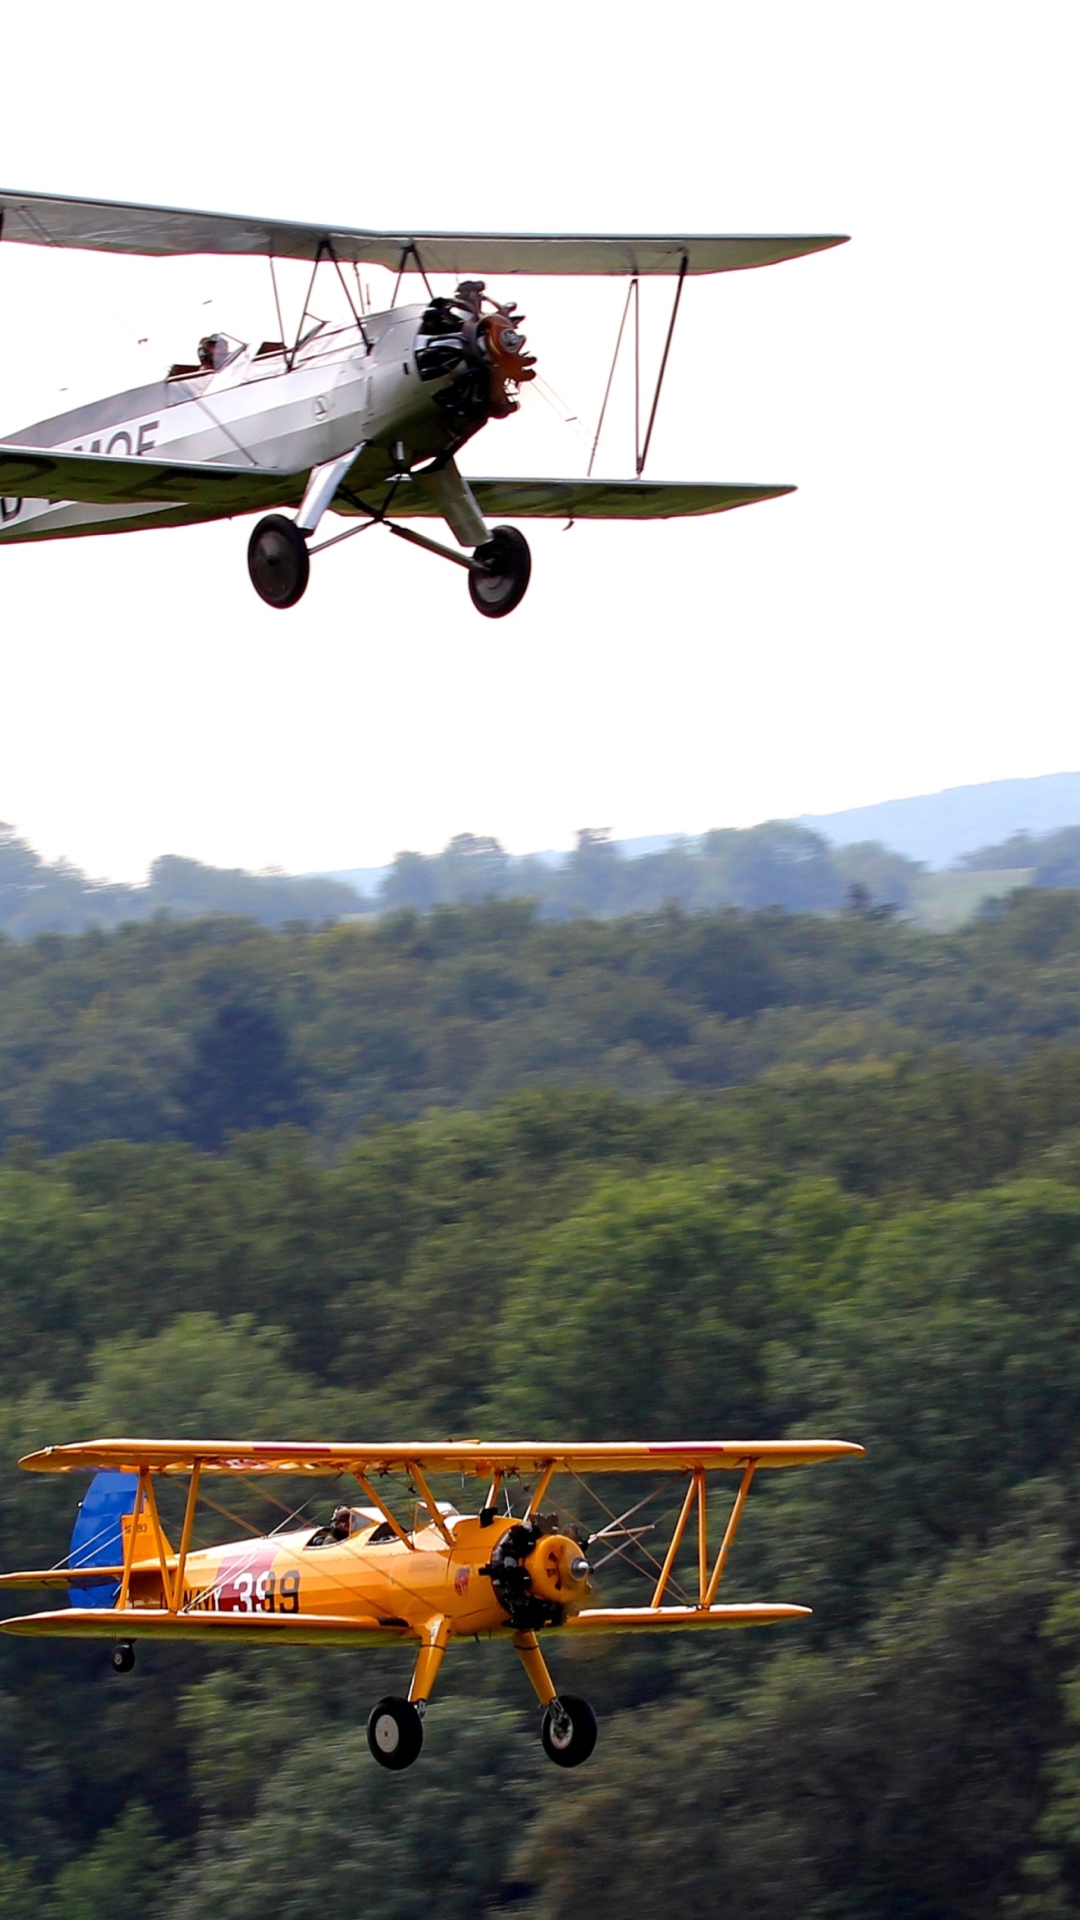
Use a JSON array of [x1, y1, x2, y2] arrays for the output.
[[197, 333, 230, 372]]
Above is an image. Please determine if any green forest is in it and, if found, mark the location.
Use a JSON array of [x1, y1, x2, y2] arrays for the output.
[[4, 892, 1080, 1914]]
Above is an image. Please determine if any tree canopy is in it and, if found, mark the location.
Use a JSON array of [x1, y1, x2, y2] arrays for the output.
[[2, 898, 1080, 1913]]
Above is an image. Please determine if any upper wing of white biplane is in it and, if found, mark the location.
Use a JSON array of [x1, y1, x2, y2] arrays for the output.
[[0, 187, 847, 275], [20, 1439, 863, 1477]]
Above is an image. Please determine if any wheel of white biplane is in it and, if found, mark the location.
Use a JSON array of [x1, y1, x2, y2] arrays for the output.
[[110, 1642, 135, 1675], [468, 526, 531, 619], [247, 514, 311, 609], [541, 1694, 597, 1768], [367, 1696, 424, 1771]]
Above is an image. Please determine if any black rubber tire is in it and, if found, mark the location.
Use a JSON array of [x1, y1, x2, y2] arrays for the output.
[[110, 1642, 135, 1675], [367, 1696, 424, 1771], [468, 525, 531, 619], [541, 1694, 597, 1768], [247, 514, 310, 609]]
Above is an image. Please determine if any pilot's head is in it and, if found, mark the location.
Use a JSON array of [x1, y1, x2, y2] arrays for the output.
[[197, 333, 229, 372]]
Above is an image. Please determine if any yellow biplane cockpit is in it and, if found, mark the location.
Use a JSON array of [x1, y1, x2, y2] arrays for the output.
[[305, 1502, 462, 1548]]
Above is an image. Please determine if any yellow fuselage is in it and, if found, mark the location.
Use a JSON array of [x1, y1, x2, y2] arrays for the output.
[[125, 1510, 588, 1641]]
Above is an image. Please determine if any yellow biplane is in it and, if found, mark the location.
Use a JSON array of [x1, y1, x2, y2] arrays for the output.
[[0, 1435, 861, 1769]]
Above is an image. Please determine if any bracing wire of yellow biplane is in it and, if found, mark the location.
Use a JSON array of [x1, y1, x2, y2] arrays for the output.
[[0, 1436, 862, 1770]]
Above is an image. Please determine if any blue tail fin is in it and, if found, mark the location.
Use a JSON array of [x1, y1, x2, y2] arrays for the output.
[[68, 1471, 139, 1609]]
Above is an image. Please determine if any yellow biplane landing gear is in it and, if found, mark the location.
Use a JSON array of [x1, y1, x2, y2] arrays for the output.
[[110, 1641, 135, 1674], [367, 1695, 424, 1772], [513, 1628, 597, 1768], [541, 1694, 597, 1769]]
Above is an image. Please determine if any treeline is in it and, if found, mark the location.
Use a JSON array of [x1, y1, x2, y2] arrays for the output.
[[0, 826, 362, 939], [379, 823, 923, 916], [10, 816, 1080, 944], [5, 1072, 1080, 1912], [0, 819, 920, 939], [4, 888, 1080, 1156]]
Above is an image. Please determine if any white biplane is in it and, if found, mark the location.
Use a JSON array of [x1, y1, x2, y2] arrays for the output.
[[0, 190, 845, 616]]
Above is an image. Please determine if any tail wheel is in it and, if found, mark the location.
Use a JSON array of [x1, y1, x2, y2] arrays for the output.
[[247, 514, 310, 609], [469, 525, 531, 618], [541, 1694, 597, 1768], [110, 1642, 135, 1675], [367, 1696, 424, 1771]]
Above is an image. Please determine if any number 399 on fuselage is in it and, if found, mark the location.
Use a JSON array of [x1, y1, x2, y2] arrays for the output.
[[0, 188, 847, 619]]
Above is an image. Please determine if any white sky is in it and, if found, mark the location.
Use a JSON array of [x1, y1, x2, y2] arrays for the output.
[[0, 1, 1076, 881]]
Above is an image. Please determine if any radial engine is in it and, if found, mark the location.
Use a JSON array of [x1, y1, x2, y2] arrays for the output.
[[414, 280, 537, 436]]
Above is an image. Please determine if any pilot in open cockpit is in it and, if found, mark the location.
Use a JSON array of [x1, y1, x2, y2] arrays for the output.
[[306, 1504, 357, 1548], [197, 333, 231, 372]]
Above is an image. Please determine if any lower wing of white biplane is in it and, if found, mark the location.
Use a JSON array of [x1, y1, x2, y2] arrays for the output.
[[0, 442, 792, 540], [383, 476, 795, 522]]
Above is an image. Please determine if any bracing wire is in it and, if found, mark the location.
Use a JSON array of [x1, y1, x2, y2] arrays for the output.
[[588, 278, 635, 477]]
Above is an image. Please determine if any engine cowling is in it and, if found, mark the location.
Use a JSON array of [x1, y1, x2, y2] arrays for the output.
[[480, 1515, 591, 1629]]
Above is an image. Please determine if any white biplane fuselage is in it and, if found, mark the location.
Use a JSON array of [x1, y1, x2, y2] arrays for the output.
[[0, 303, 457, 543]]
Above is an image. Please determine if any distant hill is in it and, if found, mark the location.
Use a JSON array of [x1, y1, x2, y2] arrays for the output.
[[799, 772, 1080, 868], [331, 777, 1080, 898]]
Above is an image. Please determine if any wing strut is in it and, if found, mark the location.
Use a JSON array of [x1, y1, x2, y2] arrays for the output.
[[649, 1461, 758, 1608], [588, 253, 690, 479], [637, 253, 688, 476], [391, 242, 435, 308], [587, 278, 634, 477], [277, 236, 371, 371]]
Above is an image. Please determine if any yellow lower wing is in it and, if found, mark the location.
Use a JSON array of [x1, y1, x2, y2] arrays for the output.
[[0, 1601, 808, 1644], [0, 1608, 412, 1646], [559, 1604, 809, 1634]]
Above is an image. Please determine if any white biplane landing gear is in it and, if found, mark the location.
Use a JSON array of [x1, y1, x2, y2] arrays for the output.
[[247, 515, 310, 609], [110, 1641, 135, 1674], [247, 442, 368, 609], [469, 525, 531, 619]]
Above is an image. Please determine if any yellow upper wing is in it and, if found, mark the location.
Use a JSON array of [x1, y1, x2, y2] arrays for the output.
[[20, 1438, 862, 1477]]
